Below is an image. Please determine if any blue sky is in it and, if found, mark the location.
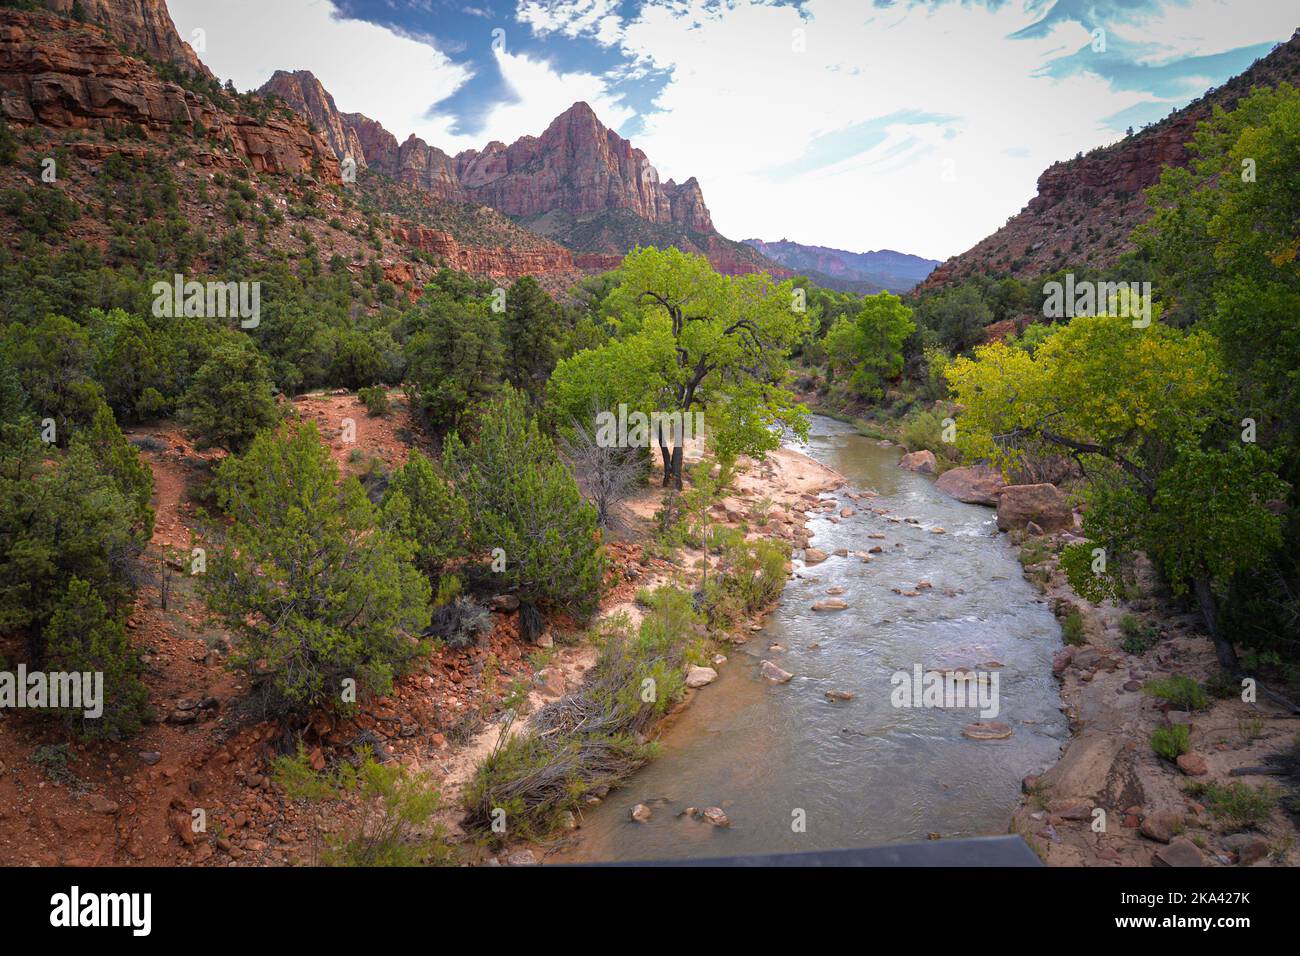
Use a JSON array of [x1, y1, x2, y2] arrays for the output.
[[167, 0, 1295, 258]]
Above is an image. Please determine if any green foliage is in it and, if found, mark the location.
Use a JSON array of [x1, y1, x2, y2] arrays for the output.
[[463, 586, 700, 841], [1, 185, 80, 238], [1060, 607, 1086, 647], [1192, 781, 1278, 831], [823, 292, 915, 398], [357, 385, 389, 416], [42, 577, 148, 738], [444, 387, 607, 616], [272, 748, 453, 866], [1119, 614, 1158, 655], [1143, 675, 1210, 712], [501, 275, 563, 404], [403, 290, 500, 432], [1151, 723, 1191, 761], [202, 422, 431, 717], [179, 339, 280, 451], [898, 408, 949, 457], [379, 449, 469, 579], [913, 283, 991, 353]]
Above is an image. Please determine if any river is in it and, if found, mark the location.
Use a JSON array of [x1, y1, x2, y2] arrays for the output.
[[557, 415, 1066, 862]]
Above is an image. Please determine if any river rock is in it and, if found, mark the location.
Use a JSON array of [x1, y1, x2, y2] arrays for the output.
[[804, 548, 829, 565], [825, 690, 854, 701], [630, 803, 652, 823], [1222, 833, 1269, 865], [686, 666, 717, 688], [760, 660, 793, 683], [899, 450, 936, 474], [490, 594, 520, 612], [1140, 811, 1184, 844], [701, 807, 730, 827], [812, 599, 848, 611], [962, 721, 1013, 740], [1154, 837, 1205, 867], [996, 483, 1073, 533], [934, 465, 1005, 506]]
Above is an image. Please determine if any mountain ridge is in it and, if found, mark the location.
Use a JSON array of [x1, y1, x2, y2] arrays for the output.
[[743, 238, 939, 293]]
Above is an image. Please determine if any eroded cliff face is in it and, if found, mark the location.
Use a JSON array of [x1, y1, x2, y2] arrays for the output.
[[253, 74, 781, 274], [391, 223, 581, 282], [922, 30, 1300, 289], [39, 0, 211, 77], [260, 70, 366, 169], [0, 10, 339, 181]]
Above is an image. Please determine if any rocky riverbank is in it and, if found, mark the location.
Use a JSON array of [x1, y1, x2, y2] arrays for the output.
[[1000, 530, 1299, 867]]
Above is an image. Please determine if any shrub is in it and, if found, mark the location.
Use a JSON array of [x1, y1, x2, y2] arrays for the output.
[[379, 450, 469, 579], [1144, 675, 1210, 712], [1151, 724, 1191, 761], [179, 340, 279, 452], [1060, 608, 1086, 646], [1195, 782, 1277, 831], [425, 597, 491, 650], [202, 422, 431, 717], [358, 385, 389, 417], [41, 577, 149, 738], [444, 387, 607, 616], [1120, 613, 1157, 654], [462, 587, 698, 840], [273, 748, 453, 866]]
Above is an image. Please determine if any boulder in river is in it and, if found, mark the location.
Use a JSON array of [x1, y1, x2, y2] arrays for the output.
[[996, 483, 1074, 533], [686, 666, 717, 688], [760, 660, 793, 683], [962, 721, 1013, 740], [812, 599, 848, 611], [803, 548, 829, 565], [899, 450, 936, 474], [934, 465, 1005, 506], [630, 804, 652, 823]]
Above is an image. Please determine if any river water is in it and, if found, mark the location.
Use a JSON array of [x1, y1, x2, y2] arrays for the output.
[[558, 416, 1066, 862]]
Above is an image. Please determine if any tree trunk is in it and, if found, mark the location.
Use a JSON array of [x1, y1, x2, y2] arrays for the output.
[[1193, 575, 1239, 672], [670, 443, 684, 491], [657, 423, 672, 487]]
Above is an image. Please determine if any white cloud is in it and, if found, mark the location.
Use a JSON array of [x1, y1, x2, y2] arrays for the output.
[[166, 0, 627, 153]]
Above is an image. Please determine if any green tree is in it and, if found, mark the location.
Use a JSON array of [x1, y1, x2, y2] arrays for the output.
[[502, 276, 563, 404], [179, 338, 280, 452], [823, 292, 915, 398], [380, 450, 470, 580], [403, 294, 501, 433], [42, 577, 149, 738], [914, 283, 991, 353], [444, 387, 607, 616], [946, 313, 1283, 670], [600, 247, 812, 489], [202, 422, 431, 717]]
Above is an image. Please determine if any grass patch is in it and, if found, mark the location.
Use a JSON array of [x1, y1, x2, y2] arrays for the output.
[[1119, 613, 1157, 655], [1060, 607, 1087, 646], [1190, 781, 1278, 831], [1151, 724, 1191, 761], [1143, 675, 1210, 712]]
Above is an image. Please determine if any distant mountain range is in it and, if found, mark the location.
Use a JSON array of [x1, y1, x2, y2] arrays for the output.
[[742, 239, 939, 293]]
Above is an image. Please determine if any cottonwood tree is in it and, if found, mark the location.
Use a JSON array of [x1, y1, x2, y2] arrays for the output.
[[946, 312, 1285, 671], [824, 291, 915, 399], [588, 247, 812, 489], [202, 422, 431, 716]]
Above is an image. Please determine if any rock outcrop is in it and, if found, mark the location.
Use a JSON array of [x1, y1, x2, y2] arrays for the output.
[[0, 9, 338, 181], [39, 0, 211, 77], [259, 70, 366, 169], [922, 30, 1300, 290]]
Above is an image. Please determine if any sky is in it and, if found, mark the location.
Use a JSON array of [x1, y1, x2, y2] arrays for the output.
[[165, 0, 1296, 260]]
